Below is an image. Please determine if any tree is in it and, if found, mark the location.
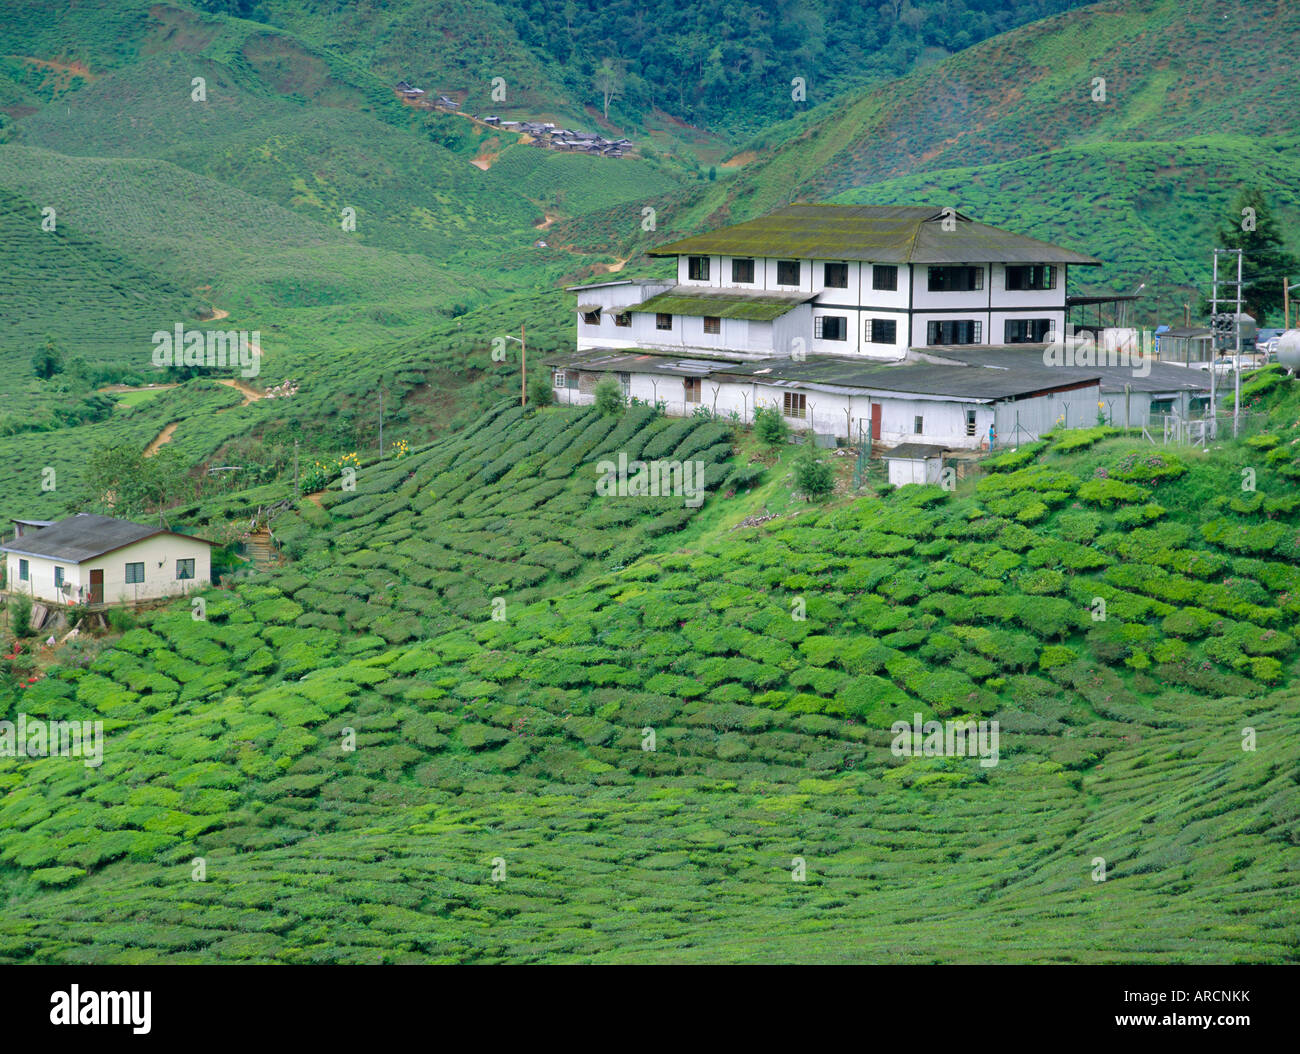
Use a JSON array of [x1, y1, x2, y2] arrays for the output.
[[527, 372, 554, 407], [753, 404, 790, 445], [11, 594, 32, 638], [794, 451, 835, 501], [32, 337, 64, 380], [593, 59, 625, 120], [87, 443, 190, 518], [593, 377, 624, 415], [1214, 187, 1299, 326]]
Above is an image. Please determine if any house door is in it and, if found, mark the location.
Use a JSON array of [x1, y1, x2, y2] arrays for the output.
[[870, 403, 882, 441], [89, 569, 103, 605]]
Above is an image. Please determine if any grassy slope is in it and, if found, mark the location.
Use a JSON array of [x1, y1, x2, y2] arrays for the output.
[[0, 0, 671, 484], [3, 379, 1300, 963]]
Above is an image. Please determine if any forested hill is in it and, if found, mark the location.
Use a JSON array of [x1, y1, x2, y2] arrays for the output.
[[214, 0, 1095, 134]]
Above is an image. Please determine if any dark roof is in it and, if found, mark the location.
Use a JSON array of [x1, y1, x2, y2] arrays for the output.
[[546, 350, 721, 377], [0, 514, 212, 563], [648, 204, 1101, 265], [633, 286, 814, 321], [546, 349, 1099, 402], [884, 443, 950, 460], [715, 357, 1097, 401], [1066, 294, 1140, 306], [914, 346, 1214, 394]]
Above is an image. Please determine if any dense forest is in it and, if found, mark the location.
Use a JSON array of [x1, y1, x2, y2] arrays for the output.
[[510, 0, 1097, 128], [201, 0, 1094, 132]]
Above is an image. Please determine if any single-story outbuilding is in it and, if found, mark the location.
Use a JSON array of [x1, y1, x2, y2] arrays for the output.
[[884, 443, 950, 487], [545, 348, 1103, 449], [1, 514, 213, 607]]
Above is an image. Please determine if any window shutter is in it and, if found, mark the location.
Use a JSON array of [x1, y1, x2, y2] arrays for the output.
[[814, 316, 824, 339], [974, 267, 984, 290]]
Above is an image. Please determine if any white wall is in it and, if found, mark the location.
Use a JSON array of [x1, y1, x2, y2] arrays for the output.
[[550, 367, 1107, 451], [888, 457, 943, 486]]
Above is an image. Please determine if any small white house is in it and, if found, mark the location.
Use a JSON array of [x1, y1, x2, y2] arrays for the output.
[[1, 514, 213, 607], [883, 443, 949, 486]]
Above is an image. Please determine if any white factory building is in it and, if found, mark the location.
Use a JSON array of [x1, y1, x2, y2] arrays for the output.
[[549, 205, 1213, 449]]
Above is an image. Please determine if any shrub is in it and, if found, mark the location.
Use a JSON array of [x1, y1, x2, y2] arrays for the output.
[[11, 594, 32, 637], [793, 452, 835, 501], [527, 373, 554, 407], [753, 405, 790, 446], [1077, 478, 1149, 507], [593, 378, 624, 416]]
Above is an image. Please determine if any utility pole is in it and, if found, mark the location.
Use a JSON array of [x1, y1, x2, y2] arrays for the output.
[[1210, 248, 1244, 440], [378, 387, 384, 459], [294, 439, 299, 495], [521, 322, 527, 407]]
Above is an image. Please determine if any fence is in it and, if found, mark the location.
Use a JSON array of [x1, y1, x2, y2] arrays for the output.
[[1141, 410, 1271, 447]]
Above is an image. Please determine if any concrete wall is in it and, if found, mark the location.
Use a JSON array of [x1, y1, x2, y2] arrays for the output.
[[888, 457, 944, 487], [6, 534, 211, 606]]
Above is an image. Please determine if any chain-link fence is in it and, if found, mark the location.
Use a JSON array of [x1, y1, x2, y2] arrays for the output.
[[1142, 410, 1271, 446]]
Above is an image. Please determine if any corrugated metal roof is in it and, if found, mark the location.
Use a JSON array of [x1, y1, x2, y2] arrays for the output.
[[547, 349, 1100, 401], [633, 286, 813, 321], [648, 204, 1101, 265], [915, 346, 1214, 394], [0, 514, 211, 562], [719, 358, 1095, 400]]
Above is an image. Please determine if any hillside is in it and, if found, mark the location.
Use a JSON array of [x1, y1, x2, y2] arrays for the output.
[[3, 376, 1300, 962], [555, 0, 1300, 319]]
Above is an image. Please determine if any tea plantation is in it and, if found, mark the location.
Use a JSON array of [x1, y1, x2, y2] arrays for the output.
[[2, 383, 1298, 963]]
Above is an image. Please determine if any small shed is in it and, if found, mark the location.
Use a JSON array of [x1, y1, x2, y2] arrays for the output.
[[883, 443, 949, 487]]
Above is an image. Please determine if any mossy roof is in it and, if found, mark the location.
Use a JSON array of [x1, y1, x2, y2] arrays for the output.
[[649, 204, 1101, 265], [633, 287, 813, 321]]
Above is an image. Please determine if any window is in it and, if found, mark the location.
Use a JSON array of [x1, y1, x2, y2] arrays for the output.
[[814, 315, 847, 341], [656, 313, 673, 330], [125, 562, 145, 585], [688, 255, 710, 281], [872, 264, 898, 291], [581, 308, 602, 325], [18, 559, 29, 582], [782, 392, 807, 419], [1004, 318, 1054, 343], [927, 319, 982, 345], [614, 312, 631, 327], [865, 318, 897, 344], [176, 558, 195, 580], [966, 409, 977, 437], [732, 257, 755, 283], [684, 377, 701, 404], [703, 316, 721, 334], [565, 371, 579, 389], [823, 262, 849, 289], [1004, 264, 1056, 291], [776, 259, 801, 286], [928, 265, 984, 292], [914, 416, 924, 435], [618, 372, 631, 398], [54, 566, 65, 588]]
